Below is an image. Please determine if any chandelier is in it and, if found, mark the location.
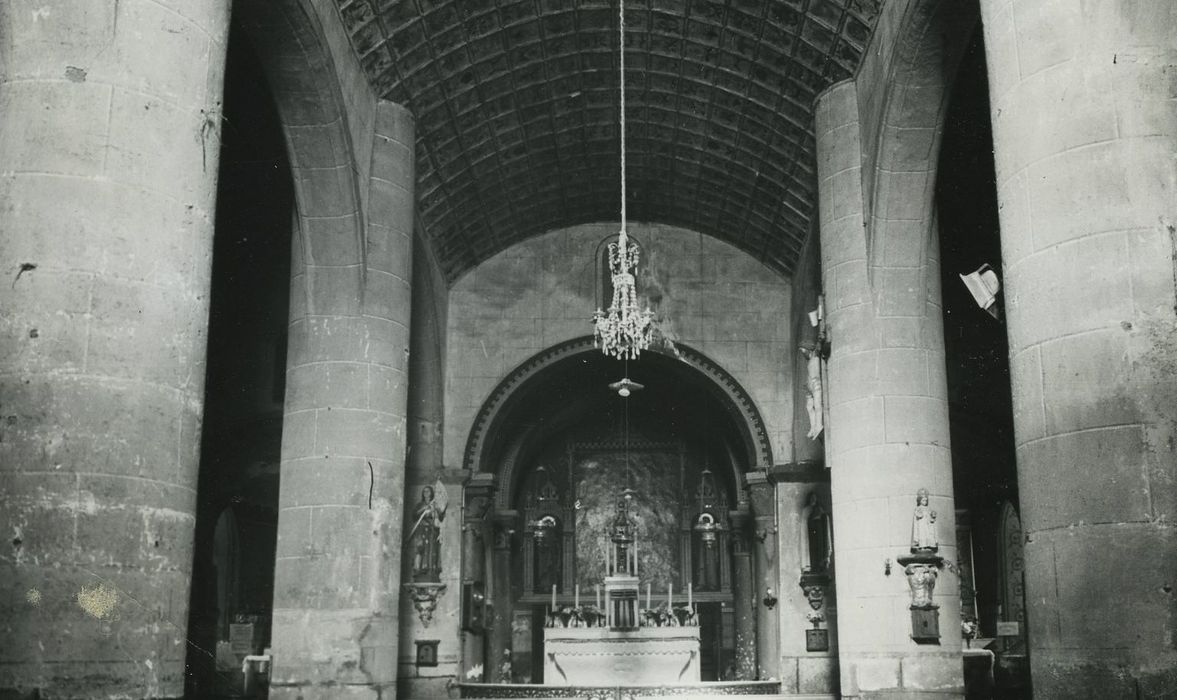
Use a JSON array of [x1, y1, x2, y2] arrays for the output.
[[592, 0, 654, 361]]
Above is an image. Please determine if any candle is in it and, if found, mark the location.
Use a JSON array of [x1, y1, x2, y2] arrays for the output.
[[552, 583, 557, 610], [688, 582, 693, 607], [646, 583, 651, 609], [596, 584, 601, 609], [668, 582, 674, 608], [634, 540, 638, 578], [575, 584, 580, 608]]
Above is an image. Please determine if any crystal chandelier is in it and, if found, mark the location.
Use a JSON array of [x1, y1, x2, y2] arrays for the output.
[[592, 0, 654, 361]]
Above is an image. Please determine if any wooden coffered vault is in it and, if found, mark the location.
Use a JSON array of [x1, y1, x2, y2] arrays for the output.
[[329, 0, 883, 280]]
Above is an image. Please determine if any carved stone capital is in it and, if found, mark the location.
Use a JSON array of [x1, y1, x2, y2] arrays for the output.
[[898, 551, 943, 610], [404, 582, 448, 627]]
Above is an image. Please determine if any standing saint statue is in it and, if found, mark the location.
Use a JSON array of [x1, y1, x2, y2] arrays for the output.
[[410, 482, 448, 582], [911, 488, 937, 552]]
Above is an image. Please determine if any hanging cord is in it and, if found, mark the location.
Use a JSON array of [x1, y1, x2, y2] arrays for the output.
[[624, 357, 630, 490], [619, 0, 626, 234]]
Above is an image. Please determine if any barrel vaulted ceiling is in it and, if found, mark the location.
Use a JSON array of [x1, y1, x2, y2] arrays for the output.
[[331, 0, 882, 281]]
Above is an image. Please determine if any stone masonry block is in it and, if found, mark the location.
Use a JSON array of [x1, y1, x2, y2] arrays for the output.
[[368, 176, 414, 234], [1010, 0, 1078, 80], [1008, 346, 1046, 442], [875, 347, 930, 396], [1040, 329, 1138, 434], [879, 170, 932, 221], [849, 655, 901, 692], [883, 395, 948, 446], [368, 363, 407, 416], [876, 266, 926, 318], [0, 81, 110, 176], [901, 652, 965, 691], [298, 166, 357, 220], [315, 407, 401, 460], [828, 349, 878, 406], [997, 64, 1117, 177], [364, 269, 411, 325], [1047, 524, 1177, 650], [831, 443, 953, 505], [279, 456, 374, 510], [286, 361, 371, 412], [1016, 425, 1150, 531], [280, 409, 317, 460], [287, 122, 352, 171], [367, 223, 412, 278], [111, 0, 216, 105], [108, 89, 212, 203], [1027, 143, 1172, 251], [302, 214, 363, 267], [828, 396, 885, 455]]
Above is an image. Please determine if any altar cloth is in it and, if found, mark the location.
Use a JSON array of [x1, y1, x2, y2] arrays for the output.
[[542, 626, 701, 686]]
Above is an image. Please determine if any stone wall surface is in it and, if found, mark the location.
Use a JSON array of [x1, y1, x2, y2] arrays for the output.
[[0, 0, 232, 697], [444, 223, 794, 472], [980, 0, 1177, 696]]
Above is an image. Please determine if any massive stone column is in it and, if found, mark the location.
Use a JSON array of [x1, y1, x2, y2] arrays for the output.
[[979, 2, 1177, 695], [0, 2, 230, 697], [268, 102, 415, 699], [459, 474, 495, 681], [746, 472, 781, 681], [729, 512, 758, 681], [816, 80, 962, 699], [487, 515, 516, 683]]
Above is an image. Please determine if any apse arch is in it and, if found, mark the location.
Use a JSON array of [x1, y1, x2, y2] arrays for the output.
[[862, 0, 980, 304], [235, 0, 368, 304], [462, 336, 773, 510]]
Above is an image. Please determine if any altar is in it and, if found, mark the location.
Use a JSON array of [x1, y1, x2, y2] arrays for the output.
[[544, 624, 700, 685], [536, 488, 703, 686]]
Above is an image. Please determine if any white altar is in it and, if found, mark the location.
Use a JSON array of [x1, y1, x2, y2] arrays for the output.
[[543, 626, 701, 685]]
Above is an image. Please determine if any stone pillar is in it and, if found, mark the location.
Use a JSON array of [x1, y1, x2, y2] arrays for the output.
[[268, 102, 415, 699], [487, 514, 516, 683], [729, 513, 757, 681], [0, 2, 230, 697], [406, 226, 447, 475], [770, 466, 837, 696], [816, 80, 962, 698], [460, 474, 495, 681], [979, 2, 1177, 695], [746, 472, 780, 681]]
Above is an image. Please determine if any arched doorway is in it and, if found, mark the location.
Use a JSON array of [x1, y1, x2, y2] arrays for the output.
[[463, 339, 772, 684]]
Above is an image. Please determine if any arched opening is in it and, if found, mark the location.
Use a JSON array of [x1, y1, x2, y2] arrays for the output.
[[184, 22, 292, 698], [935, 27, 1029, 700], [467, 341, 770, 685]]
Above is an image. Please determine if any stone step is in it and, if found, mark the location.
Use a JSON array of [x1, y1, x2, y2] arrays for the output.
[[453, 696, 832, 700]]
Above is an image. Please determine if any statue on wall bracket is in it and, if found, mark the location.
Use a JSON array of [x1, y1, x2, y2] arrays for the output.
[[898, 488, 944, 644], [409, 481, 448, 583]]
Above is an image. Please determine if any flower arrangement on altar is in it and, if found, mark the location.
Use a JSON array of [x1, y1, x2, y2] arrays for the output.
[[961, 616, 979, 647], [545, 605, 606, 628], [640, 603, 698, 628]]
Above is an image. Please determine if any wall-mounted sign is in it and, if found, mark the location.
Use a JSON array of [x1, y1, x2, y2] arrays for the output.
[[996, 620, 1020, 637]]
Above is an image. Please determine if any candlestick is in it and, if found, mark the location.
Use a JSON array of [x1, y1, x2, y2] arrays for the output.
[[552, 583, 557, 610]]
